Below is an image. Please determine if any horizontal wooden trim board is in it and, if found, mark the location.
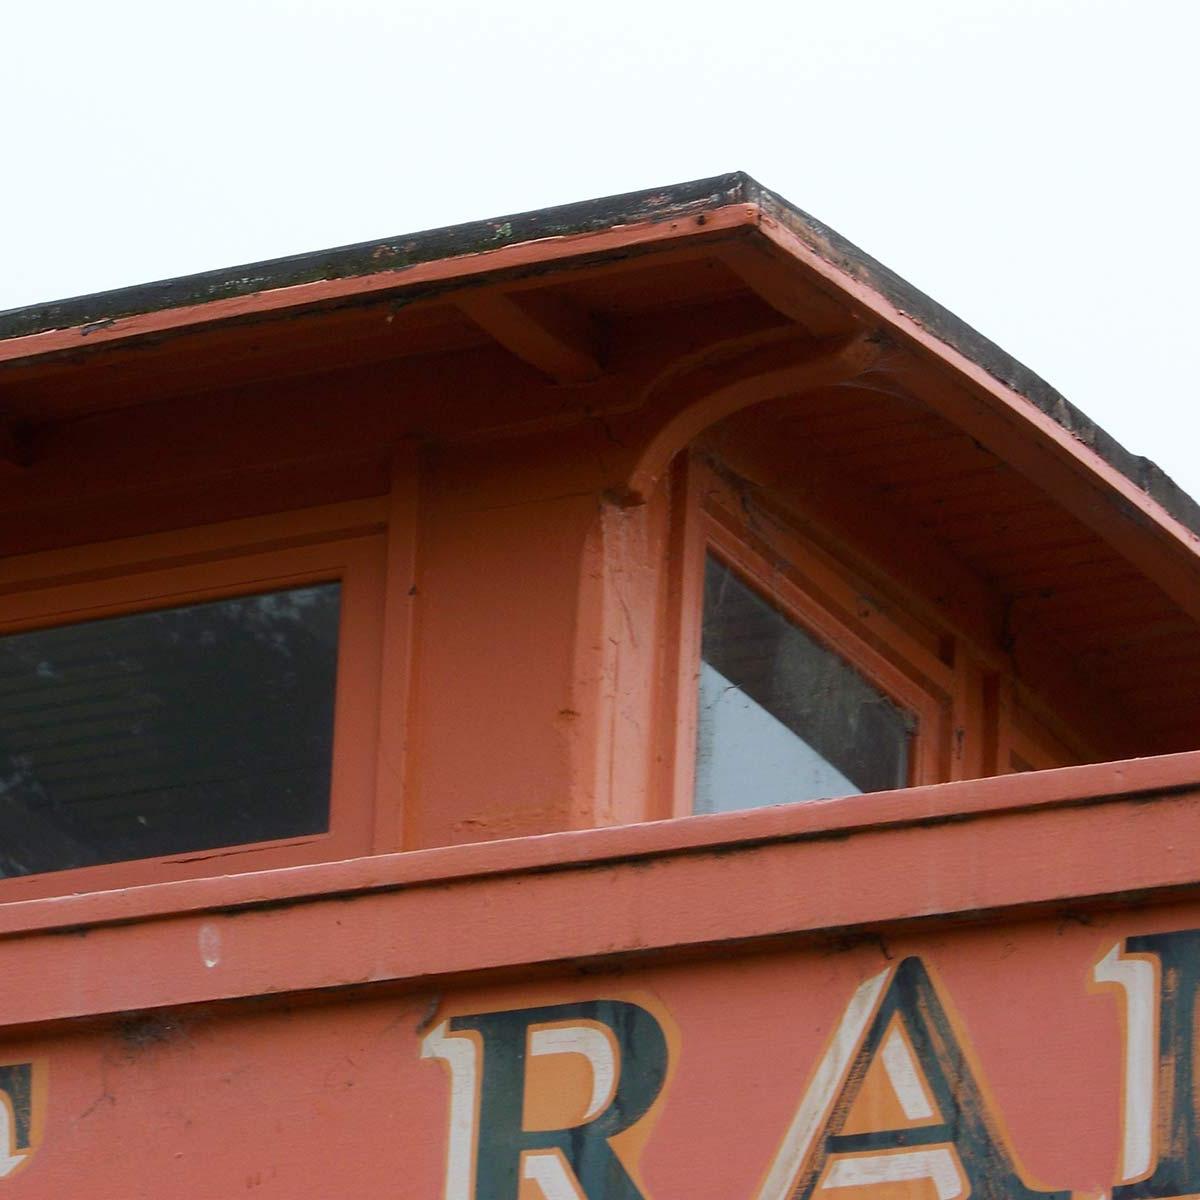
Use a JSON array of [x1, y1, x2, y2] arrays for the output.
[[0, 751, 1196, 1029], [0, 206, 758, 366]]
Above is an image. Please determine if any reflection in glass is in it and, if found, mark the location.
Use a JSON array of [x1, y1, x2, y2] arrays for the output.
[[0, 583, 341, 877], [695, 556, 912, 814]]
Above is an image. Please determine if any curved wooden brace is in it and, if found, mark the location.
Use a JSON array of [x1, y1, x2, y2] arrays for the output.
[[622, 329, 883, 501]]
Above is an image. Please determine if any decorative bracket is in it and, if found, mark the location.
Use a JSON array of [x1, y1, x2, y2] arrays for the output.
[[621, 328, 884, 502]]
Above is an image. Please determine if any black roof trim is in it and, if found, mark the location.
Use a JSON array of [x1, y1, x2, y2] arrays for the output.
[[0, 174, 749, 343], [740, 179, 1200, 541], [1, 171, 1195, 538]]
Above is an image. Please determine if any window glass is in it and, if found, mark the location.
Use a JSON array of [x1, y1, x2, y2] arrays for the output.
[[0, 582, 340, 878], [695, 556, 912, 814]]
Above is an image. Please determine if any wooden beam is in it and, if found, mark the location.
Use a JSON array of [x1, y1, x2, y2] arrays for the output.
[[0, 203, 756, 369], [457, 289, 602, 384], [720, 240, 855, 337]]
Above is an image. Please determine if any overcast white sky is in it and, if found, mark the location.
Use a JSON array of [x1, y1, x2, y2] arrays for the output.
[[3, 1, 1197, 500]]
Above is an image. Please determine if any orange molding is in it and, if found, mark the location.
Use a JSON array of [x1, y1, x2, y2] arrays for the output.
[[0, 751, 1199, 1028], [373, 445, 420, 852], [0, 206, 758, 367]]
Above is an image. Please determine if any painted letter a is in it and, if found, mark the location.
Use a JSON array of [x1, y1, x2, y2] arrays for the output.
[[758, 957, 1067, 1200]]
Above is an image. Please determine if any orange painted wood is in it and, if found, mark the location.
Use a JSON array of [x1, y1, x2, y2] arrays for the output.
[[0, 752, 1197, 1027], [720, 240, 854, 335], [756, 216, 1200, 625], [686, 440, 1147, 774], [0, 207, 759, 367], [373, 445, 420, 852], [699, 431, 1010, 666], [458, 288, 602, 383], [0, 191, 1197, 932], [0, 499, 388, 590], [621, 330, 881, 499], [0, 505, 393, 900], [3, 192, 1200, 1200], [702, 512, 948, 788], [655, 456, 707, 819], [1, 903, 1181, 1199]]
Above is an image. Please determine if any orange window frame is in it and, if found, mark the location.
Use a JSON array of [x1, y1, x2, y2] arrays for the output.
[[662, 458, 952, 819], [0, 499, 396, 901]]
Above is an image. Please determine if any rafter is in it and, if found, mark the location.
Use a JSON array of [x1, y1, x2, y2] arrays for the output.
[[720, 240, 854, 337], [457, 289, 602, 385]]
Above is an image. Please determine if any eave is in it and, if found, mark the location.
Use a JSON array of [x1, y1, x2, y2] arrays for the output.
[[2, 173, 1199, 754], [1, 172, 1193, 540]]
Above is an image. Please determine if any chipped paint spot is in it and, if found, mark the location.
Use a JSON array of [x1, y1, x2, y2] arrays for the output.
[[199, 924, 221, 969]]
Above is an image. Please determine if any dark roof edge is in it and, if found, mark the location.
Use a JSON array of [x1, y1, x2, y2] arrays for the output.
[[0, 174, 751, 342], [739, 177, 1200, 541], [2, 171, 1196, 540]]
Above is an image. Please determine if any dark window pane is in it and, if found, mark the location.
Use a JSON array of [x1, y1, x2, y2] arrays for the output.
[[0, 583, 341, 878], [695, 556, 912, 814]]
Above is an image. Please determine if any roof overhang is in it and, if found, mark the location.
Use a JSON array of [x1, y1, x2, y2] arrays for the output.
[[2, 172, 1194, 537], [2, 173, 1199, 747]]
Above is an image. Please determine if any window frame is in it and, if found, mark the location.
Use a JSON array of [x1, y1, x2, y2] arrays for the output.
[[0, 499, 392, 901], [664, 459, 951, 819]]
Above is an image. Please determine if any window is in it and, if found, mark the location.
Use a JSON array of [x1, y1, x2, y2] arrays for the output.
[[0, 500, 392, 898], [696, 555, 914, 813], [0, 583, 341, 878], [669, 458, 948, 818]]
